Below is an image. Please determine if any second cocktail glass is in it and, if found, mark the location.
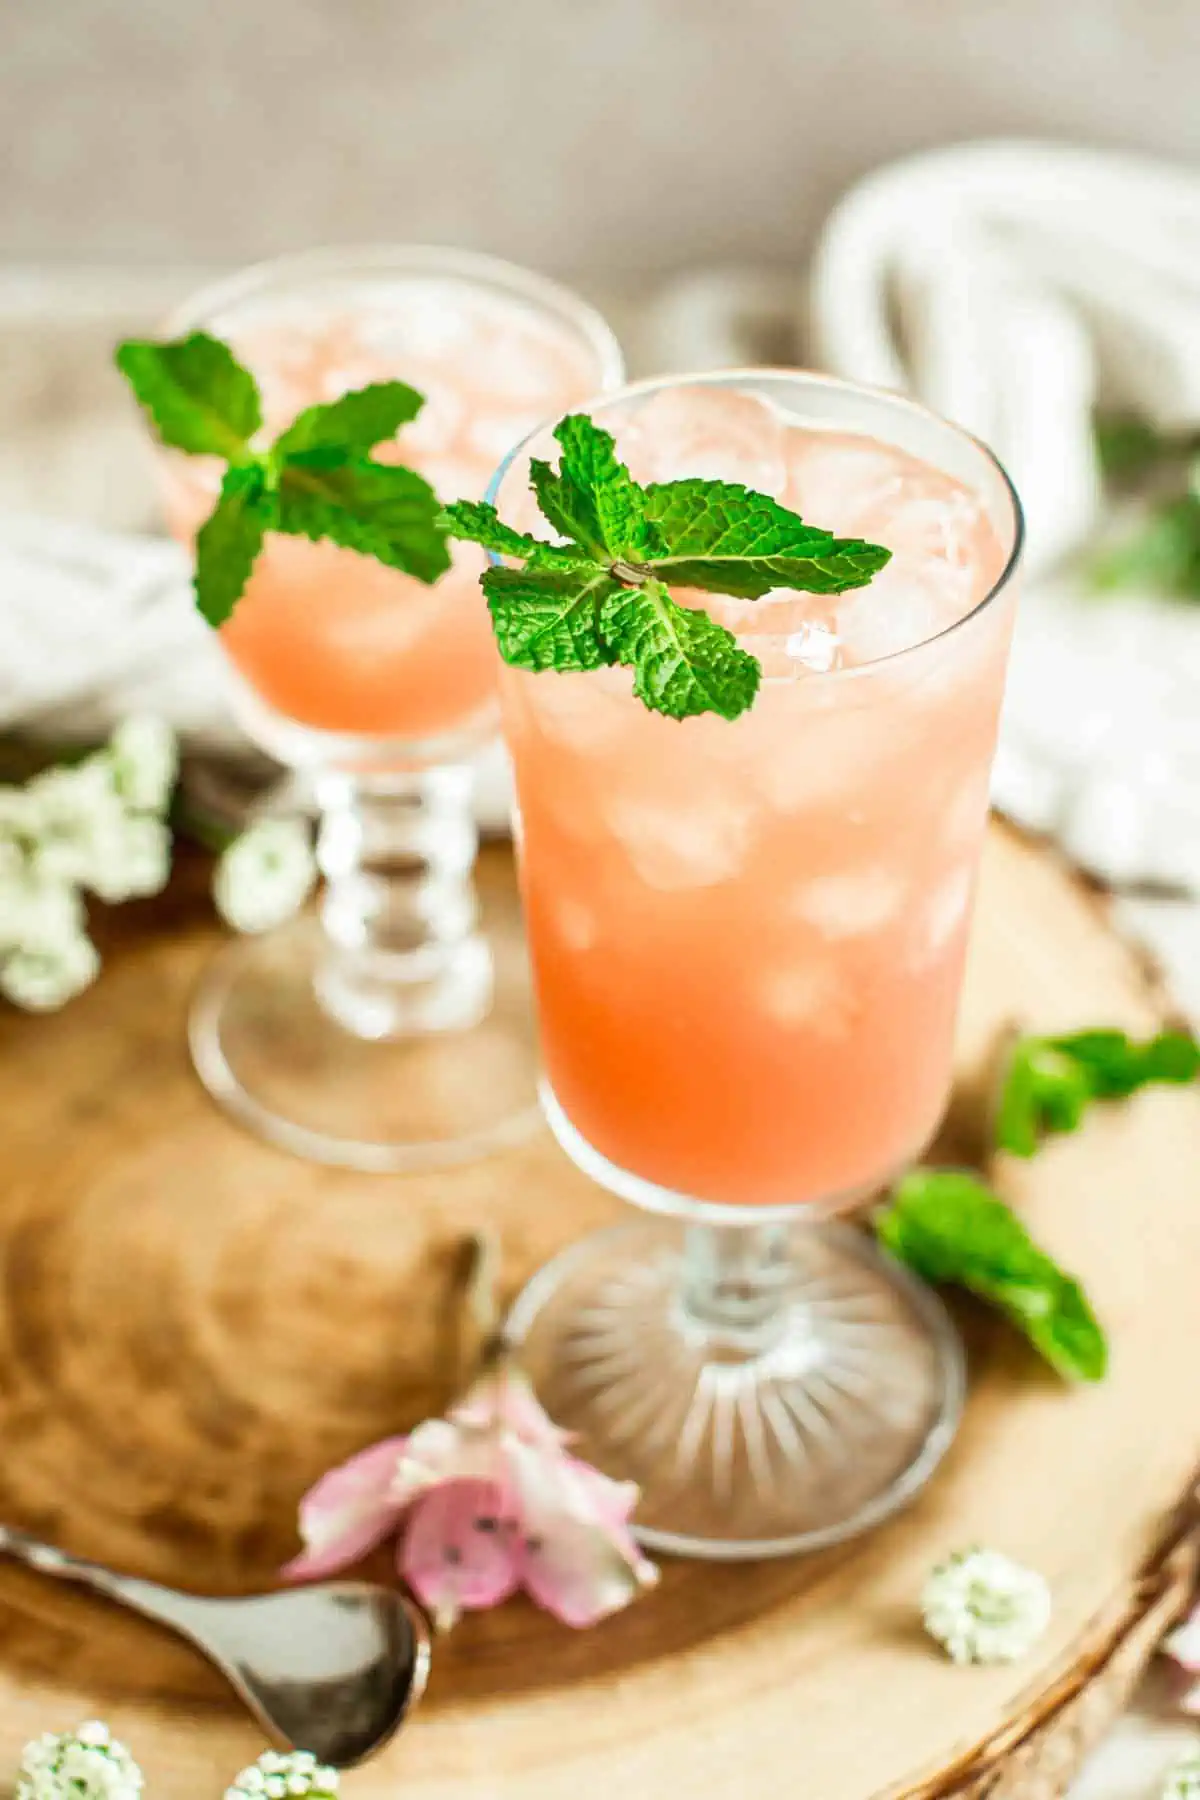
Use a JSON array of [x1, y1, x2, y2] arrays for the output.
[[490, 371, 1023, 1556], [160, 246, 623, 1169]]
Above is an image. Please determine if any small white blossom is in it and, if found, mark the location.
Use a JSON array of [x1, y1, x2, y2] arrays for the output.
[[0, 865, 82, 954], [27, 760, 128, 891], [0, 930, 99, 1011], [214, 817, 316, 934], [226, 1751, 338, 1800], [0, 785, 38, 838], [108, 716, 178, 815], [1164, 1747, 1200, 1800], [922, 1546, 1051, 1665], [86, 815, 173, 904], [17, 1720, 143, 1800]]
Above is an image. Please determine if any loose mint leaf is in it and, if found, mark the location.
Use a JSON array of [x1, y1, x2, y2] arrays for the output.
[[194, 463, 272, 627], [643, 479, 891, 597], [598, 576, 760, 720], [276, 450, 451, 584], [273, 381, 425, 457], [1092, 493, 1200, 601], [482, 566, 616, 672], [995, 1027, 1200, 1156], [439, 500, 581, 569], [115, 332, 262, 460], [1093, 411, 1200, 492], [876, 1169, 1108, 1381]]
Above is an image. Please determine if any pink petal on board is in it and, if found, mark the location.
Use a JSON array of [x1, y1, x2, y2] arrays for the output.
[[399, 1478, 522, 1629], [507, 1441, 658, 1629], [452, 1364, 571, 1451], [282, 1435, 409, 1581]]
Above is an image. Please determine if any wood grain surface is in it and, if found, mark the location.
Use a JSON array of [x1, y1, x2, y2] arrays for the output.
[[0, 827, 1194, 1799]]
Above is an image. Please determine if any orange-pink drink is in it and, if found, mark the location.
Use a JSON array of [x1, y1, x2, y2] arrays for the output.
[[163, 252, 620, 743], [497, 379, 1020, 1209]]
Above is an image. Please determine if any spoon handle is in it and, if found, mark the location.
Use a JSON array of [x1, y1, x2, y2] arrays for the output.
[[0, 1524, 191, 1625]]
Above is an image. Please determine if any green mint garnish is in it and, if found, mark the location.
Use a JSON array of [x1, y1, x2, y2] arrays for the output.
[[875, 1168, 1108, 1382], [442, 412, 891, 720], [115, 333, 450, 626], [995, 1027, 1200, 1158]]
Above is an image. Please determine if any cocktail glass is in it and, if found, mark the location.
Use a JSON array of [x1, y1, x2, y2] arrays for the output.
[[158, 246, 623, 1170], [490, 370, 1023, 1556]]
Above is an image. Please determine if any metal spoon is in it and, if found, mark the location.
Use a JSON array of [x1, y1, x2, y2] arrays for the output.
[[0, 1526, 431, 1768]]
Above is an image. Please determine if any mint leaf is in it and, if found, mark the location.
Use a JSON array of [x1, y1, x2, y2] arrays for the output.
[[483, 566, 617, 673], [643, 478, 891, 597], [440, 500, 580, 569], [194, 463, 272, 627], [444, 407, 891, 720], [996, 1027, 1200, 1156], [115, 332, 262, 459], [273, 380, 425, 457], [276, 451, 451, 583], [876, 1169, 1108, 1381], [115, 331, 457, 627], [599, 576, 760, 720], [1092, 494, 1200, 601]]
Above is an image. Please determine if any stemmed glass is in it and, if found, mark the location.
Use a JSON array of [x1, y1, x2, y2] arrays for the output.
[[153, 246, 623, 1170], [490, 370, 1023, 1555]]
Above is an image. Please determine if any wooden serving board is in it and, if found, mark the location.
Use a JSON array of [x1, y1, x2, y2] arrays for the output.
[[0, 825, 1195, 1800]]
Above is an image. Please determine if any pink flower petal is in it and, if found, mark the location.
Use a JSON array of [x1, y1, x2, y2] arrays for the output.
[[282, 1435, 409, 1581], [506, 1441, 658, 1629], [451, 1365, 570, 1451], [400, 1478, 522, 1629]]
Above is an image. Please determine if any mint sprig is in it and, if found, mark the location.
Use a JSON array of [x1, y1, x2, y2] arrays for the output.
[[995, 1027, 1200, 1157], [443, 412, 890, 720], [876, 1169, 1108, 1381], [115, 334, 450, 625]]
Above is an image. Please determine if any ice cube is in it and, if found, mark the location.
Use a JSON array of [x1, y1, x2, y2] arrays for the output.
[[788, 867, 907, 938], [940, 766, 993, 851], [416, 455, 490, 502], [833, 558, 952, 664], [784, 621, 842, 673], [401, 385, 466, 456], [357, 285, 472, 361], [464, 409, 540, 468], [910, 866, 974, 967], [607, 792, 752, 890], [760, 960, 852, 1033], [528, 675, 625, 752], [629, 386, 788, 496], [785, 431, 907, 535]]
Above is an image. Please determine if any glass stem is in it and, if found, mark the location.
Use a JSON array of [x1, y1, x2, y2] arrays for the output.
[[679, 1221, 793, 1348], [312, 764, 492, 1041]]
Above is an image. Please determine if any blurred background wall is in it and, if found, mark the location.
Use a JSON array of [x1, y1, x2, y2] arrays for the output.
[[3, 0, 1199, 280]]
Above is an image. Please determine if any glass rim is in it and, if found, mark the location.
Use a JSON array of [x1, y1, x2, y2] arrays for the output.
[[485, 364, 1025, 685], [162, 241, 627, 391]]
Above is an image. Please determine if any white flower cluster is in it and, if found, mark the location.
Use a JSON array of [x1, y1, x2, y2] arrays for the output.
[[0, 717, 177, 1012], [1165, 1749, 1200, 1800], [213, 817, 316, 936], [16, 1720, 144, 1800], [922, 1545, 1052, 1666], [224, 1749, 339, 1800]]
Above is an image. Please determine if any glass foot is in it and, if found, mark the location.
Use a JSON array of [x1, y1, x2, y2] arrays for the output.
[[506, 1217, 964, 1559], [189, 913, 540, 1172]]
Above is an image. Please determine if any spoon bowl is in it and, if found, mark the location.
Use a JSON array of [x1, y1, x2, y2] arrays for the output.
[[0, 1528, 431, 1768]]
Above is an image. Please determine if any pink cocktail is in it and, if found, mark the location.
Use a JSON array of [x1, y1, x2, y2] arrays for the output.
[[160, 248, 623, 1169], [493, 372, 1022, 1556]]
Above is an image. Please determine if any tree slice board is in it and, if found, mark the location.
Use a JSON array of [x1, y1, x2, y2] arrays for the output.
[[0, 823, 1194, 1800]]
